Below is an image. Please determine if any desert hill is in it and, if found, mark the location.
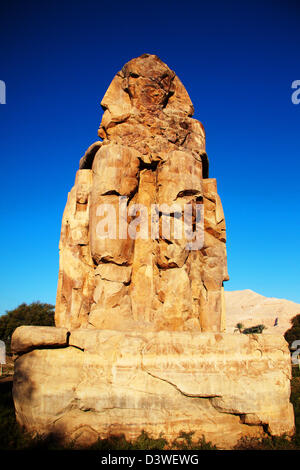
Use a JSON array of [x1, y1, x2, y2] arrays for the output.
[[225, 289, 300, 335]]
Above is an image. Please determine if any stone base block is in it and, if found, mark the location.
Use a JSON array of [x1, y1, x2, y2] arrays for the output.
[[12, 327, 295, 449]]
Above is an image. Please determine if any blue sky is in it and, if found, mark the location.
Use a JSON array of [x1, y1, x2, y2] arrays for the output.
[[0, 0, 299, 313]]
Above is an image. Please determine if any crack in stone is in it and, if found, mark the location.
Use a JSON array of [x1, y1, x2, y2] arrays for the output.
[[140, 345, 221, 399]]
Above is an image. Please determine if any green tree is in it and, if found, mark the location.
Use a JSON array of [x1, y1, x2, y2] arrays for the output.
[[0, 302, 55, 351], [234, 322, 244, 333], [284, 314, 300, 348], [242, 324, 266, 334]]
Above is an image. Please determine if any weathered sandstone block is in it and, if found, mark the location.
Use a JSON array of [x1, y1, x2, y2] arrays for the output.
[[12, 328, 295, 449], [11, 326, 68, 354]]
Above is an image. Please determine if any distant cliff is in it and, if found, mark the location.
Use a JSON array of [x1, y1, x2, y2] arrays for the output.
[[225, 289, 300, 335]]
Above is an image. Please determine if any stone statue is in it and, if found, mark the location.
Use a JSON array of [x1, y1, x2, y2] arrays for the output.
[[55, 54, 229, 332], [11, 55, 294, 449]]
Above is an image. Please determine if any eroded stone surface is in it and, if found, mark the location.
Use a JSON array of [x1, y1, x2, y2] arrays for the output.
[[11, 326, 68, 354], [55, 54, 228, 332], [55, 170, 95, 329], [12, 328, 295, 449]]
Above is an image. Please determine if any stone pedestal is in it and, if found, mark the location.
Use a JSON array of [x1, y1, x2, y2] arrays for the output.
[[12, 326, 295, 449]]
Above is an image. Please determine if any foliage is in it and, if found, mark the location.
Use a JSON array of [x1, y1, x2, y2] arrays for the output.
[[290, 366, 300, 448], [234, 323, 244, 333], [242, 324, 266, 334], [171, 431, 217, 450], [87, 430, 167, 451], [234, 434, 297, 450], [285, 314, 300, 348], [234, 323, 266, 334], [0, 302, 55, 351], [133, 430, 167, 450]]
